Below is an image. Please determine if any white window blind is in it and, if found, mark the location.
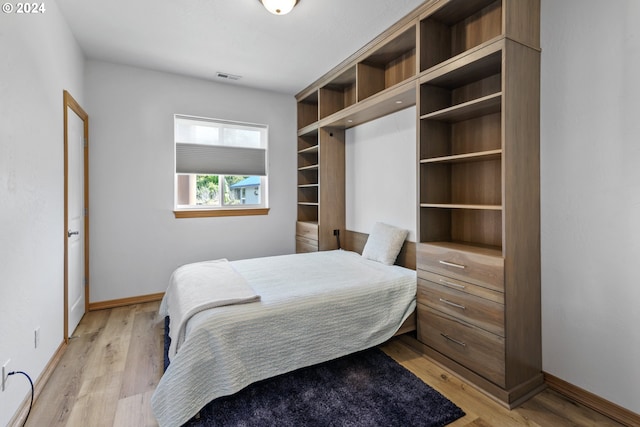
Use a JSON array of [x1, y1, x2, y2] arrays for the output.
[[175, 115, 267, 176]]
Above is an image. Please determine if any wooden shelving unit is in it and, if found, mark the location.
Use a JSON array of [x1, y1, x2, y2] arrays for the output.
[[295, 0, 541, 408], [295, 125, 345, 252], [416, 0, 542, 408], [295, 12, 419, 252]]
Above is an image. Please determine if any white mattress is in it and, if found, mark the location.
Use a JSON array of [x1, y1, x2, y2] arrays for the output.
[[151, 249, 416, 427]]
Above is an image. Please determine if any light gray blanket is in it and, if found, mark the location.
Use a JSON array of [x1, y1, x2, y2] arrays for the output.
[[151, 250, 416, 427], [160, 258, 260, 359]]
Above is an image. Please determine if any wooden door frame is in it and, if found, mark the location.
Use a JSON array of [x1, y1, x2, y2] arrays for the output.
[[63, 90, 89, 343]]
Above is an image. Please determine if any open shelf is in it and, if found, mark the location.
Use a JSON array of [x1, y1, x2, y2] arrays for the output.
[[319, 66, 357, 119], [298, 164, 318, 171], [298, 185, 318, 204], [420, 39, 502, 119], [420, 149, 501, 164], [298, 147, 318, 169], [298, 145, 319, 155], [420, 203, 501, 210], [298, 122, 319, 138], [421, 92, 501, 122], [297, 91, 319, 129], [297, 168, 318, 186], [419, 240, 503, 258], [420, 112, 501, 160], [358, 24, 417, 101], [420, 207, 503, 249], [420, 158, 502, 206], [298, 204, 319, 223], [298, 128, 318, 151], [421, 40, 502, 87], [320, 79, 416, 129], [420, 0, 502, 72]]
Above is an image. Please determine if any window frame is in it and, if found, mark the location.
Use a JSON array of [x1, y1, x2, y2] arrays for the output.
[[173, 115, 270, 218]]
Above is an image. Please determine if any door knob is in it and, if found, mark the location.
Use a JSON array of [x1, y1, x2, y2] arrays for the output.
[[68, 230, 80, 237]]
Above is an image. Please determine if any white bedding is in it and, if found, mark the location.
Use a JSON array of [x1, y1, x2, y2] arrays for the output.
[[151, 250, 416, 427], [161, 258, 260, 359]]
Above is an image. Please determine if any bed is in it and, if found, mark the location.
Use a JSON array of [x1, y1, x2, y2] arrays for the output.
[[151, 224, 417, 427]]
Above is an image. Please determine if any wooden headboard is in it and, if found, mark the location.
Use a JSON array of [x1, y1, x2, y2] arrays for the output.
[[343, 229, 416, 271]]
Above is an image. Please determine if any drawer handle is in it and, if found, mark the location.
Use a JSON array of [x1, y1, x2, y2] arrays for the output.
[[439, 279, 466, 290], [439, 260, 466, 269], [439, 298, 466, 310], [441, 333, 467, 348]]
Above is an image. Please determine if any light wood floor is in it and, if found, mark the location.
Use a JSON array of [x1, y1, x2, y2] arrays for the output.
[[23, 301, 623, 427]]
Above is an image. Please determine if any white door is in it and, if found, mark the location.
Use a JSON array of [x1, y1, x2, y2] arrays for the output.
[[66, 99, 87, 337]]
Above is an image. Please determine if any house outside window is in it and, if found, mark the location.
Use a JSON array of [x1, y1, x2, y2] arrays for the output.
[[174, 115, 269, 217], [230, 176, 261, 205]]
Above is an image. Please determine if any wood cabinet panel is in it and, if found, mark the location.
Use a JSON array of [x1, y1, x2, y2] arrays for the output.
[[305, 127, 344, 251]]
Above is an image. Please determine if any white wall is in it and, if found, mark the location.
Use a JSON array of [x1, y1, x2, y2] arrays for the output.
[[2, 2, 639, 423], [0, 2, 85, 425], [346, 107, 417, 240], [85, 60, 296, 303], [541, 0, 640, 413]]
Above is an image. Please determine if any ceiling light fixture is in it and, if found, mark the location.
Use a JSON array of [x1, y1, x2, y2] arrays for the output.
[[259, 0, 299, 15]]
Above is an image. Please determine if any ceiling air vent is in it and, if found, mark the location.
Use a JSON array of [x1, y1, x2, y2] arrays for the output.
[[216, 72, 242, 81]]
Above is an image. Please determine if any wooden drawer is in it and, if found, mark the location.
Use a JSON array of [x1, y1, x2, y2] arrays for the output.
[[418, 270, 503, 304], [296, 236, 318, 253], [296, 221, 318, 241], [417, 243, 504, 292], [418, 304, 505, 387], [418, 277, 504, 337]]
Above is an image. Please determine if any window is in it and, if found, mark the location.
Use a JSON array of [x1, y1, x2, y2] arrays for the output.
[[174, 115, 269, 217]]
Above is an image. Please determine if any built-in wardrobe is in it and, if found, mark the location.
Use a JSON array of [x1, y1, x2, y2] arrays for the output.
[[295, 0, 541, 407]]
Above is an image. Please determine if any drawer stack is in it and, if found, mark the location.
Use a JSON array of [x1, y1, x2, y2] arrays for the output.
[[416, 242, 506, 386]]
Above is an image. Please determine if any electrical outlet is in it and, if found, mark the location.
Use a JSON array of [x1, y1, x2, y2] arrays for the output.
[[2, 359, 10, 392], [34, 327, 40, 349]]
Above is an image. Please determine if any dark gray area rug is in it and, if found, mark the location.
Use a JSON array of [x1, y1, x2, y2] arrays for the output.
[[164, 318, 465, 427]]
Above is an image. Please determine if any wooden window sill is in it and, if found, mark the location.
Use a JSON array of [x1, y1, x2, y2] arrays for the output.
[[174, 208, 270, 218]]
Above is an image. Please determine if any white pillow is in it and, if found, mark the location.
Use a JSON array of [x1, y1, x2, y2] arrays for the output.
[[361, 222, 408, 265]]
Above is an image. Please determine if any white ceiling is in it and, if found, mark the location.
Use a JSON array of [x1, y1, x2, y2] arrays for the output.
[[57, 0, 426, 96]]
